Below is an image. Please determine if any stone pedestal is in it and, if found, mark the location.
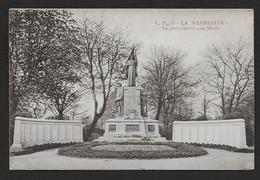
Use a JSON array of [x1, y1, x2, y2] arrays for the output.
[[123, 86, 142, 119], [97, 117, 165, 142], [96, 86, 166, 142]]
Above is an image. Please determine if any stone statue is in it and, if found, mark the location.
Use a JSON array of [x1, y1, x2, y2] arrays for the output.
[[141, 84, 148, 117], [115, 82, 123, 116], [125, 48, 138, 86]]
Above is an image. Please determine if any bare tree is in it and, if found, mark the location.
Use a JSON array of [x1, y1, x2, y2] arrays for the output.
[[196, 90, 211, 120], [201, 38, 254, 116], [142, 46, 197, 138], [78, 17, 132, 140], [142, 47, 185, 120]]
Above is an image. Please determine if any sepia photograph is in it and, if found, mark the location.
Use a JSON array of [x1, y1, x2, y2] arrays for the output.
[[9, 8, 254, 170]]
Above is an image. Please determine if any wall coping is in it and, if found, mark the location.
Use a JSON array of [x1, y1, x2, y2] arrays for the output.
[[15, 116, 83, 124], [173, 119, 245, 124]]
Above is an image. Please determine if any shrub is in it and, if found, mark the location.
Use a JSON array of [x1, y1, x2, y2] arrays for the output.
[[192, 115, 209, 121], [159, 126, 172, 140], [83, 125, 105, 141]]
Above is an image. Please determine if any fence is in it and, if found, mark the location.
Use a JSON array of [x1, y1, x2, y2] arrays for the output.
[[10, 116, 83, 151], [172, 119, 248, 148]]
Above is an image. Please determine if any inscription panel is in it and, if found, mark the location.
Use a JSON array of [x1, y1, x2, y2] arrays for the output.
[[123, 87, 141, 117], [148, 125, 155, 132], [109, 124, 116, 132], [125, 124, 140, 132]]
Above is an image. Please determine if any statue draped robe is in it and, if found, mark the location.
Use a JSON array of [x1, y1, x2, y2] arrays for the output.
[[126, 59, 138, 86]]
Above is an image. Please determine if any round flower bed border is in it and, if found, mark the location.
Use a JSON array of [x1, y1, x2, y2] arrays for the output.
[[58, 141, 208, 159]]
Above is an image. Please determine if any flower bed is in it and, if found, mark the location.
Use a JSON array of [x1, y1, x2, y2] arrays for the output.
[[91, 144, 175, 151], [58, 141, 208, 159]]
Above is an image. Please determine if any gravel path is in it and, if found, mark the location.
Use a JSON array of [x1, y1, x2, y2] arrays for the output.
[[9, 148, 254, 170]]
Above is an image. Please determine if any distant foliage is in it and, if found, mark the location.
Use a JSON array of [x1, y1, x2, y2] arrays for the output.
[[45, 115, 70, 120], [192, 115, 209, 121]]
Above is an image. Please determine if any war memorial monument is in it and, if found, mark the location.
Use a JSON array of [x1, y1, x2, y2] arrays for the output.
[[97, 49, 166, 142]]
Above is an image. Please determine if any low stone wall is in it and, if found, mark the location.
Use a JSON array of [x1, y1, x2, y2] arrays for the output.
[[10, 116, 83, 151], [172, 119, 248, 148]]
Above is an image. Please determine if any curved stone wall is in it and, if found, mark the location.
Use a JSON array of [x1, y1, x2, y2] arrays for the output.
[[172, 119, 248, 148], [10, 116, 83, 151]]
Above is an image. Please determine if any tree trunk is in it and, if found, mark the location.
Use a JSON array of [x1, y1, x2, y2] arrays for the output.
[[58, 109, 64, 120], [203, 96, 207, 118], [155, 100, 163, 120], [84, 102, 107, 141], [84, 111, 105, 141], [221, 95, 226, 117], [84, 114, 99, 141]]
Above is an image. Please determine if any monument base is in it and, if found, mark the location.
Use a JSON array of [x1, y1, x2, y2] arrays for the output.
[[95, 85, 166, 142], [95, 117, 166, 142]]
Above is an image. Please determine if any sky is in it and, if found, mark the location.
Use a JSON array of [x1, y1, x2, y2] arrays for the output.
[[71, 9, 253, 68], [67, 9, 253, 119]]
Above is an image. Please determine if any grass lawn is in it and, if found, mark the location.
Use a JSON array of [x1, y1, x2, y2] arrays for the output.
[[58, 141, 208, 159]]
